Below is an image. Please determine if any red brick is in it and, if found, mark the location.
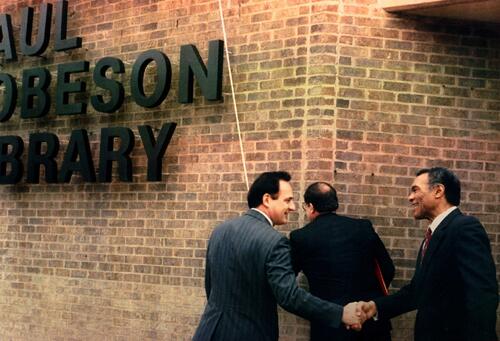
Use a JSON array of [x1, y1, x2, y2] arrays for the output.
[[0, 1, 498, 340]]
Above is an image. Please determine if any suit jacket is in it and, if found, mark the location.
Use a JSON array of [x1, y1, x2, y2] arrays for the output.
[[374, 208, 498, 341], [193, 209, 344, 341], [290, 213, 395, 341]]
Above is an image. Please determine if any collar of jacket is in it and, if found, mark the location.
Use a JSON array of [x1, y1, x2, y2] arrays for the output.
[[246, 209, 273, 226], [418, 208, 462, 269]]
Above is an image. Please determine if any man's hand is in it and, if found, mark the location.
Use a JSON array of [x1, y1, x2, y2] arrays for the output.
[[342, 302, 367, 331], [359, 300, 377, 320]]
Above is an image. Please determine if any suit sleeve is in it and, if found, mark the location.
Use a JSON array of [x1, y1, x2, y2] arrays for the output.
[[204, 242, 211, 299], [454, 216, 498, 340], [289, 231, 302, 275], [372, 220, 419, 319], [373, 271, 418, 320], [265, 236, 343, 328], [368, 221, 395, 286]]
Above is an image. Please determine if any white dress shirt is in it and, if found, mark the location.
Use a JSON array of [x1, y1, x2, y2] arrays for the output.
[[251, 208, 274, 227], [428, 206, 457, 234]]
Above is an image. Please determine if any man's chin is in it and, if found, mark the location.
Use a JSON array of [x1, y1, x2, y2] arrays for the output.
[[413, 213, 425, 220]]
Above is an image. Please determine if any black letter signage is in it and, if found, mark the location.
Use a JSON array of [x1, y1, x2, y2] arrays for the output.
[[0, 14, 17, 61], [56, 61, 90, 115], [27, 133, 59, 183], [0, 73, 17, 122], [98, 127, 134, 182], [21, 68, 51, 118], [131, 50, 171, 108], [20, 3, 52, 56], [55, 0, 82, 51], [0, 136, 24, 184], [59, 129, 96, 183], [178, 40, 223, 103], [139, 123, 176, 181], [91, 57, 125, 113]]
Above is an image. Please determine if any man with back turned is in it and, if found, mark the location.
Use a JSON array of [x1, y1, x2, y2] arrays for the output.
[[290, 182, 394, 341], [193, 171, 365, 341]]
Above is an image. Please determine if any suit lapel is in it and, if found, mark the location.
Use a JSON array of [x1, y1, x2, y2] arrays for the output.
[[420, 208, 461, 267]]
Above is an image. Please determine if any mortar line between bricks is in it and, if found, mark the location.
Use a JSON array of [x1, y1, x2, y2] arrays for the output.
[[333, 0, 344, 185], [298, 0, 314, 229]]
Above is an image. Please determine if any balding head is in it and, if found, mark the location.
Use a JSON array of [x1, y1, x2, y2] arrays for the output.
[[303, 182, 339, 213]]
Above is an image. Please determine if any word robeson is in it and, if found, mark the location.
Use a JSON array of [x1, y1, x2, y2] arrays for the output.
[[0, 1, 224, 184]]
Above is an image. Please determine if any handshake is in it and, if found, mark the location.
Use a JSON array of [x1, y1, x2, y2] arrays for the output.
[[341, 300, 377, 331]]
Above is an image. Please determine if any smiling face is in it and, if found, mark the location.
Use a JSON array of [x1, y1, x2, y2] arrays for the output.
[[408, 173, 439, 221], [264, 180, 296, 226]]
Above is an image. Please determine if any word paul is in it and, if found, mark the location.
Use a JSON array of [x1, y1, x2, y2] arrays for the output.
[[0, 1, 224, 184]]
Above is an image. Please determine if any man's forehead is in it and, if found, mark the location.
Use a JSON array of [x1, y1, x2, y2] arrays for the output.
[[413, 173, 429, 186], [278, 180, 293, 195]]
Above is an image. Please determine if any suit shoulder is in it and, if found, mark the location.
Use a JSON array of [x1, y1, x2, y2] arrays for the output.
[[446, 212, 491, 241], [452, 212, 480, 224], [455, 213, 487, 229], [212, 215, 285, 255], [289, 224, 309, 240], [212, 215, 241, 231], [447, 212, 484, 232], [336, 214, 373, 229], [243, 214, 284, 243], [333, 213, 367, 223]]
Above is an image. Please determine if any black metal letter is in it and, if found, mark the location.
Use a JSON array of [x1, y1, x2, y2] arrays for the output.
[[56, 61, 89, 115], [91, 57, 125, 113], [138, 123, 176, 181], [0, 136, 23, 184], [21, 67, 51, 118], [131, 50, 171, 108], [0, 73, 17, 122], [178, 40, 223, 103], [55, 0, 82, 51], [20, 3, 52, 56], [0, 14, 17, 61], [58, 129, 96, 183], [27, 133, 59, 184], [98, 127, 134, 182]]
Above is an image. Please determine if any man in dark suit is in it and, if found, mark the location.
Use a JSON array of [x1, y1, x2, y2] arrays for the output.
[[290, 182, 395, 341], [362, 167, 498, 341], [193, 171, 365, 341]]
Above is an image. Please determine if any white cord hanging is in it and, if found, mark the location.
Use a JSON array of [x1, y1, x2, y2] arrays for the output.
[[217, 0, 250, 191]]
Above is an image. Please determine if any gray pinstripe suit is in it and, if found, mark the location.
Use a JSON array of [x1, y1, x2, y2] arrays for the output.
[[193, 209, 344, 341]]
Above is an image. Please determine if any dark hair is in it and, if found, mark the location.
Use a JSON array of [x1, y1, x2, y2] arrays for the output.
[[304, 182, 339, 213], [416, 167, 461, 206], [247, 171, 292, 208]]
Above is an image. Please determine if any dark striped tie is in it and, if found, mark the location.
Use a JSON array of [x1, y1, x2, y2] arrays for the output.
[[421, 228, 432, 262]]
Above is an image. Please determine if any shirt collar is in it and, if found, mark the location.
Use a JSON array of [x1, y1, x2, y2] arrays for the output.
[[429, 206, 457, 233], [251, 208, 274, 227]]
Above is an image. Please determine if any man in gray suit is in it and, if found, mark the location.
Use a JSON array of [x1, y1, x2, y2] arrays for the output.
[[193, 171, 365, 341]]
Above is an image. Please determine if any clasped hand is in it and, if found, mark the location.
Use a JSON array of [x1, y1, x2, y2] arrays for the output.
[[341, 300, 377, 331]]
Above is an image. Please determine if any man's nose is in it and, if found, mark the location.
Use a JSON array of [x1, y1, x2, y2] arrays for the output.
[[289, 201, 296, 211]]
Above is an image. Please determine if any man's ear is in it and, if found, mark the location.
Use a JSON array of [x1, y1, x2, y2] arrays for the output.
[[434, 184, 445, 199], [262, 193, 271, 207]]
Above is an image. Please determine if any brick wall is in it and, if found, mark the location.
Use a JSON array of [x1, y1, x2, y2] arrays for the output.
[[0, 0, 498, 340]]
